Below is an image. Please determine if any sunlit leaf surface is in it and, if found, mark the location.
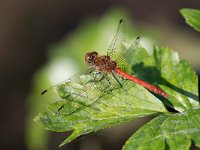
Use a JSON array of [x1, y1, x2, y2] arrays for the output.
[[34, 71, 167, 146], [180, 8, 200, 32], [123, 106, 200, 150], [34, 42, 199, 147], [33, 9, 199, 149], [132, 46, 199, 112]]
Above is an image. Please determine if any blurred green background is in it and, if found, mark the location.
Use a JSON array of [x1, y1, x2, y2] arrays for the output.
[[0, 1, 200, 150]]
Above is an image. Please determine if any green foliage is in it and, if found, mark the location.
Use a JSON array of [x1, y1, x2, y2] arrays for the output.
[[123, 106, 200, 150], [34, 43, 199, 148], [133, 46, 199, 112], [30, 8, 199, 150], [34, 71, 168, 146], [180, 8, 200, 32], [27, 8, 141, 150]]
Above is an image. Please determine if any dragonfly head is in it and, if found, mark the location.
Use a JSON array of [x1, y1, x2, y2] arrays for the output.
[[85, 51, 98, 65]]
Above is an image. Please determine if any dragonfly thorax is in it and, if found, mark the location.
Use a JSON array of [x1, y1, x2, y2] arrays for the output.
[[85, 51, 117, 73]]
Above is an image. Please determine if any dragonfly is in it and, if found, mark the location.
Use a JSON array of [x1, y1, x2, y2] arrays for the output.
[[41, 19, 168, 115]]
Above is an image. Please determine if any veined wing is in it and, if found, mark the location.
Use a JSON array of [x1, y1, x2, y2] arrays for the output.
[[107, 19, 141, 67], [40, 68, 122, 116], [115, 36, 141, 65], [107, 19, 126, 60], [40, 67, 93, 104]]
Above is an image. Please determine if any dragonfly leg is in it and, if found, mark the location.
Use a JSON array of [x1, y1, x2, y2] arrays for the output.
[[61, 76, 111, 117], [60, 72, 124, 116], [112, 71, 123, 87], [103, 74, 111, 84], [84, 71, 105, 85], [61, 74, 125, 117]]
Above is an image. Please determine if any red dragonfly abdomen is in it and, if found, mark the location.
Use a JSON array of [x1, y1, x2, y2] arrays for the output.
[[114, 67, 168, 98]]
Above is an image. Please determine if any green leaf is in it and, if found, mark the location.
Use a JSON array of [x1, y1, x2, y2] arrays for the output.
[[132, 46, 199, 112], [34, 43, 199, 147], [27, 9, 135, 149], [32, 8, 199, 149], [34, 72, 168, 146], [180, 8, 200, 32], [123, 106, 200, 150]]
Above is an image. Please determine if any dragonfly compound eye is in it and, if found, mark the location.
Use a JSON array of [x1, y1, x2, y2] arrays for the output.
[[85, 51, 98, 64]]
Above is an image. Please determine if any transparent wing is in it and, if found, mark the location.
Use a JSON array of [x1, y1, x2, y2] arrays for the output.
[[40, 19, 139, 116], [40, 68, 123, 116], [115, 36, 141, 65], [107, 20, 141, 66], [107, 19, 126, 60], [40, 67, 93, 102]]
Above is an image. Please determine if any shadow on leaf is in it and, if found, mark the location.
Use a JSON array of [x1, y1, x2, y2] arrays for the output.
[[132, 63, 199, 103]]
